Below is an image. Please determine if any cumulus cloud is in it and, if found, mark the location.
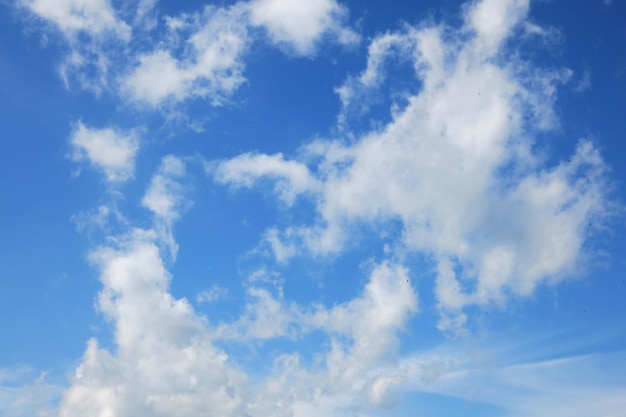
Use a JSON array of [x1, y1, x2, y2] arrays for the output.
[[59, 233, 247, 417], [142, 156, 187, 222], [69, 122, 139, 183], [122, 5, 249, 107], [215, 152, 319, 206], [217, 0, 612, 332], [216, 262, 416, 343], [19, 0, 131, 39], [40, 0, 621, 415], [60, 157, 246, 416], [18, 0, 358, 104], [247, 0, 359, 56], [60, 156, 421, 416], [141, 155, 190, 260]]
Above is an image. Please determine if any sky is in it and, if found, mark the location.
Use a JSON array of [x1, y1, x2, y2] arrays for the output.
[[1, 0, 625, 416]]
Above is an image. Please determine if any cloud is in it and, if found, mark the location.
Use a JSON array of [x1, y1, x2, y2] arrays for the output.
[[196, 285, 229, 303], [215, 152, 319, 206], [27, 0, 621, 415], [574, 69, 592, 93], [60, 202, 246, 416], [121, 5, 249, 107], [399, 348, 626, 417], [59, 155, 421, 416], [141, 155, 189, 260], [335, 30, 417, 124], [142, 156, 187, 222], [466, 0, 530, 54], [216, 0, 612, 332], [0, 368, 61, 417], [18, 0, 357, 105], [18, 0, 132, 93], [247, 0, 359, 56], [19, 0, 131, 40], [69, 122, 139, 183]]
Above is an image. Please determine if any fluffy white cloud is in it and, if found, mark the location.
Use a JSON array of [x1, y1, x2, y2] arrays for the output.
[[60, 155, 421, 416], [142, 156, 186, 222], [69, 122, 139, 183], [122, 5, 249, 107], [19, 0, 358, 104], [60, 155, 246, 416], [59, 233, 247, 417], [216, 0, 612, 332], [20, 0, 130, 39], [467, 0, 530, 54], [247, 0, 359, 56], [215, 152, 319, 206], [44, 0, 621, 415]]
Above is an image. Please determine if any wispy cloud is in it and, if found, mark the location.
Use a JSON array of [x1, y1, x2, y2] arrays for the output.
[[399, 346, 626, 417], [0, 367, 61, 417], [574, 69, 592, 93], [196, 285, 229, 303]]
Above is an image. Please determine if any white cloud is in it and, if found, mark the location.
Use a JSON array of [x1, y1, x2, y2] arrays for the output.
[[335, 30, 418, 124], [40, 0, 621, 415], [399, 349, 626, 417], [122, 5, 249, 107], [69, 122, 139, 183], [466, 0, 530, 55], [19, 0, 132, 93], [20, 0, 131, 40], [196, 285, 229, 303], [247, 0, 359, 56], [60, 154, 421, 416], [310, 262, 417, 366], [216, 0, 613, 332], [141, 155, 189, 260], [0, 368, 61, 417], [142, 155, 186, 222], [18, 0, 358, 104], [59, 230, 247, 417], [72, 203, 127, 234], [215, 152, 319, 206]]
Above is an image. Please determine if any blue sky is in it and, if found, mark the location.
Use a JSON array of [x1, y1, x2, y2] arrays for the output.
[[1, 0, 625, 415]]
